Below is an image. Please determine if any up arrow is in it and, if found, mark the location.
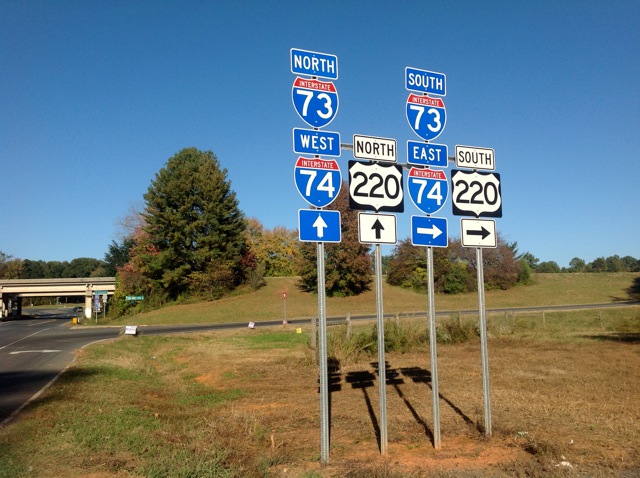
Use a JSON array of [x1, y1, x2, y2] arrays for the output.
[[416, 224, 442, 239], [313, 214, 328, 238], [467, 226, 491, 240], [371, 218, 385, 239]]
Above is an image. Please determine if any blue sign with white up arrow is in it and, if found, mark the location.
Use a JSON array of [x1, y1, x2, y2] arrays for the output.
[[299, 209, 341, 243]]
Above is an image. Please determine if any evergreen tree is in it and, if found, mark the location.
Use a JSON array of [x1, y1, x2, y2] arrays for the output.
[[139, 147, 247, 299], [104, 238, 135, 276], [297, 182, 372, 296]]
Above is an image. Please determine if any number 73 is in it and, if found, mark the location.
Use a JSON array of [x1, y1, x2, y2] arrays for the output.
[[409, 105, 443, 133]]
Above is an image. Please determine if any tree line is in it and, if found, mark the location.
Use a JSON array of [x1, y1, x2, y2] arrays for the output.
[[0, 253, 107, 279], [522, 254, 640, 273], [1, 147, 638, 311]]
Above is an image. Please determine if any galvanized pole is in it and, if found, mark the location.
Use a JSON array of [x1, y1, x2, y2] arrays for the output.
[[375, 243, 388, 454], [317, 242, 330, 464], [476, 247, 492, 436], [283, 292, 287, 324], [426, 246, 441, 448]]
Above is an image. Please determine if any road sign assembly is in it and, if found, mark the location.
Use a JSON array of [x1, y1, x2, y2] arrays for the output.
[[358, 212, 397, 244], [293, 128, 341, 157], [298, 209, 341, 243], [455, 145, 495, 171], [348, 160, 404, 212], [353, 134, 397, 162], [291, 48, 342, 466], [407, 167, 449, 215], [451, 169, 502, 217], [292, 77, 339, 128], [407, 141, 448, 168], [411, 216, 448, 248], [294, 157, 342, 208], [460, 218, 497, 248], [290, 48, 338, 80]]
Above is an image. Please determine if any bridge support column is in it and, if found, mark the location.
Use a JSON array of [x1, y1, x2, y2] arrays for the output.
[[0, 293, 7, 318], [84, 293, 92, 319], [16, 297, 23, 317]]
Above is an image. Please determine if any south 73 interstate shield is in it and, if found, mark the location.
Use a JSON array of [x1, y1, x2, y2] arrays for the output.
[[406, 94, 446, 141], [292, 77, 339, 128], [294, 157, 342, 208]]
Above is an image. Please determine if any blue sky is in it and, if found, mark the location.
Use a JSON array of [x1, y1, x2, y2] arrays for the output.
[[1, 1, 639, 268]]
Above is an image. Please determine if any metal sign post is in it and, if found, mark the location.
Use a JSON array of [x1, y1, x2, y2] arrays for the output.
[[282, 291, 287, 324], [426, 246, 442, 448], [317, 242, 330, 464], [374, 243, 388, 454], [476, 247, 492, 436]]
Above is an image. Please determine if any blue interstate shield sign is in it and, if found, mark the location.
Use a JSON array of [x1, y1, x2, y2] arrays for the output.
[[407, 167, 448, 215], [294, 157, 342, 208], [406, 94, 446, 141], [292, 77, 339, 128]]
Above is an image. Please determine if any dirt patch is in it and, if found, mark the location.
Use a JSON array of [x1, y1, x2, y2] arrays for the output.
[[176, 329, 640, 476]]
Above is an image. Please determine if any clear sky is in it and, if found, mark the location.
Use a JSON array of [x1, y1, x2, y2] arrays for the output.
[[2, 1, 639, 268]]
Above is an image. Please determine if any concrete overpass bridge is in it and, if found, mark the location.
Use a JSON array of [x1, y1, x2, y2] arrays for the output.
[[0, 277, 115, 319]]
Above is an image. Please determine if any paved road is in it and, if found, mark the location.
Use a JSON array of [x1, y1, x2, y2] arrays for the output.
[[0, 309, 118, 424], [1, 301, 637, 425]]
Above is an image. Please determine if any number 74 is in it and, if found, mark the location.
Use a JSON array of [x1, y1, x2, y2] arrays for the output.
[[300, 170, 336, 197], [412, 178, 443, 204]]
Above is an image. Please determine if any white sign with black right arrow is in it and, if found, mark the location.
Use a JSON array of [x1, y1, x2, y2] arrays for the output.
[[460, 218, 497, 248]]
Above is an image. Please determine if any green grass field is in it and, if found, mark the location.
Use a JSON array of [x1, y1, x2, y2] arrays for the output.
[[105, 272, 639, 326]]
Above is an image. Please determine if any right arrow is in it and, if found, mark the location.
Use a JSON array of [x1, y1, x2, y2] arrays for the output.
[[416, 224, 443, 239], [313, 214, 328, 238], [467, 226, 491, 240]]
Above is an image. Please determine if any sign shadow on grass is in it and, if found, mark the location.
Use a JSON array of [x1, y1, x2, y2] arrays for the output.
[[398, 365, 480, 434]]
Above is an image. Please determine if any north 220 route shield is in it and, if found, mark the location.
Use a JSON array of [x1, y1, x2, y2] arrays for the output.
[[348, 160, 404, 213]]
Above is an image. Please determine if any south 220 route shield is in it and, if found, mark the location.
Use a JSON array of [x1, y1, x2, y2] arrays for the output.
[[407, 167, 448, 215], [406, 94, 446, 141], [451, 169, 502, 218], [292, 77, 339, 128], [294, 157, 341, 207]]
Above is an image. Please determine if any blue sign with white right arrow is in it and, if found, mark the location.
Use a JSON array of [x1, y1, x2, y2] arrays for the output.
[[299, 209, 341, 243], [411, 216, 448, 248]]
